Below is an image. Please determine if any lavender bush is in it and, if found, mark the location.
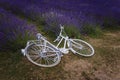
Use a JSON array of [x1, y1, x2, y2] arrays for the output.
[[34, 0, 120, 22], [0, 0, 119, 26], [0, 8, 38, 51], [0, 0, 119, 39]]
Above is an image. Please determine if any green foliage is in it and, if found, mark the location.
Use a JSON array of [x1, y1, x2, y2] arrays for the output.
[[103, 17, 120, 29], [6, 32, 35, 52], [37, 24, 82, 39], [82, 24, 103, 38], [65, 25, 81, 39]]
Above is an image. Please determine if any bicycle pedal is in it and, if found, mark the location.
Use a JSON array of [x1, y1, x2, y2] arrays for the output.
[[60, 48, 69, 54]]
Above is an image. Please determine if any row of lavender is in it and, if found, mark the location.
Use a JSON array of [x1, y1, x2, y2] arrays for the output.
[[0, 0, 119, 22], [0, 8, 37, 51], [0, 0, 105, 33], [0, 0, 120, 51]]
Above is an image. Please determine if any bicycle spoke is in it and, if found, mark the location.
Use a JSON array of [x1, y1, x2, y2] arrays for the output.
[[29, 54, 39, 58], [46, 54, 57, 57], [45, 58, 50, 65], [47, 58, 54, 64], [26, 44, 61, 67], [72, 44, 83, 50], [31, 46, 38, 51], [34, 56, 42, 63], [70, 39, 94, 56], [44, 51, 58, 57], [32, 56, 40, 62], [29, 50, 40, 54], [44, 57, 53, 65]]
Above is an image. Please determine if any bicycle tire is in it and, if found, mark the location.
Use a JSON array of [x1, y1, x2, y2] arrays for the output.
[[25, 44, 61, 67], [69, 39, 94, 57]]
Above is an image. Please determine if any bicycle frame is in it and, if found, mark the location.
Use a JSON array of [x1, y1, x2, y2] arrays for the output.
[[53, 25, 84, 54], [21, 25, 81, 56], [36, 25, 71, 54], [21, 24, 94, 67], [53, 26, 70, 53]]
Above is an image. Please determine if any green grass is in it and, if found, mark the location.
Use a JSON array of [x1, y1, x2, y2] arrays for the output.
[[82, 24, 103, 38], [64, 25, 81, 39], [6, 32, 35, 52], [103, 17, 120, 30], [0, 51, 65, 80], [0, 29, 120, 80], [1, 13, 120, 80]]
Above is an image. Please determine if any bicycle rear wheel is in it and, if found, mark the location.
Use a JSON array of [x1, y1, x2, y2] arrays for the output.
[[25, 44, 61, 67], [70, 39, 94, 57]]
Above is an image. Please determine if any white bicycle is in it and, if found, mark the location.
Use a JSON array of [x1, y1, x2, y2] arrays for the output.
[[21, 25, 94, 67]]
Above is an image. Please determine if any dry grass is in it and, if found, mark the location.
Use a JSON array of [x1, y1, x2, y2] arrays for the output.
[[0, 30, 120, 80]]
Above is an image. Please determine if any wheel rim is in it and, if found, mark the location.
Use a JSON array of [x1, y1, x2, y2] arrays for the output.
[[25, 44, 61, 67], [70, 39, 94, 57]]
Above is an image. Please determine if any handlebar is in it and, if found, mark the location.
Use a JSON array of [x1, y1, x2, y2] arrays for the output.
[[36, 33, 42, 40], [54, 24, 68, 42], [36, 33, 46, 40], [36, 24, 67, 42]]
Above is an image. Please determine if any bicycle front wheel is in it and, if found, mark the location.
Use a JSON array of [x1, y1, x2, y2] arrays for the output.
[[69, 39, 94, 57], [25, 44, 61, 67]]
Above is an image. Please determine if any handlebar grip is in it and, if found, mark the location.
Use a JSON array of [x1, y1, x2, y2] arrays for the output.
[[36, 33, 42, 40], [36, 33, 47, 40]]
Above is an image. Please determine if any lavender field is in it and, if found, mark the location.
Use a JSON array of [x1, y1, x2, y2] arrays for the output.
[[0, 0, 120, 50], [0, 0, 120, 80]]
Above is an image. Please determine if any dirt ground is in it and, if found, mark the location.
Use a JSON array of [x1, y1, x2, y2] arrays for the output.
[[0, 30, 120, 80]]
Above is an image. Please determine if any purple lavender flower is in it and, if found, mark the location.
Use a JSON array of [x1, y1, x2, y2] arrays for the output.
[[0, 8, 38, 51], [0, 32, 4, 39], [0, 0, 119, 37], [0, 0, 119, 20]]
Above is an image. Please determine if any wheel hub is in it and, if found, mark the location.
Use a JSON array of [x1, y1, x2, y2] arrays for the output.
[[39, 51, 47, 57]]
